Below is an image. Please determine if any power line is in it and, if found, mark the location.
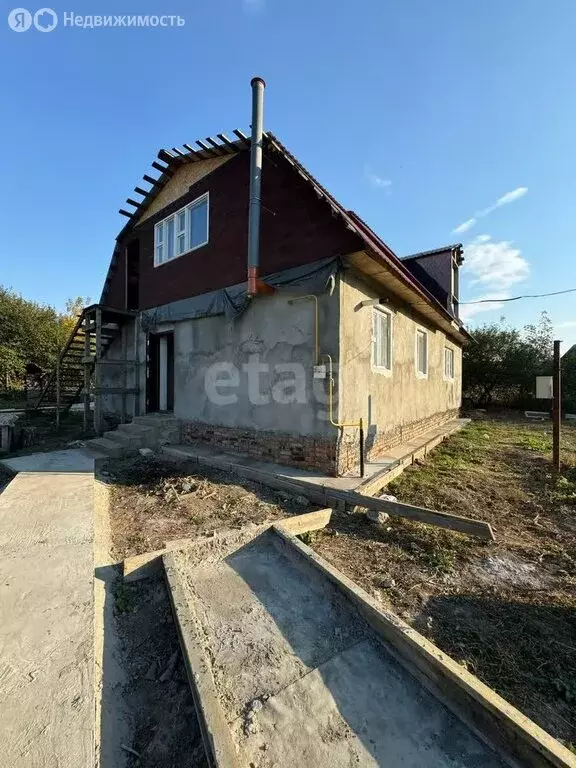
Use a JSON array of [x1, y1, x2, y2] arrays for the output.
[[460, 287, 576, 305]]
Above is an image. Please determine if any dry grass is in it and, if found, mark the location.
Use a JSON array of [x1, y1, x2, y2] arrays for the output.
[[313, 415, 576, 744], [104, 455, 315, 562]]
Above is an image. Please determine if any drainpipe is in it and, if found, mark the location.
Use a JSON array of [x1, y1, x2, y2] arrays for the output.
[[247, 76, 274, 297]]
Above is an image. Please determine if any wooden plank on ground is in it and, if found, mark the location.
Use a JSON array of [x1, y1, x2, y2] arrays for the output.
[[160, 447, 494, 540], [321, 488, 495, 541]]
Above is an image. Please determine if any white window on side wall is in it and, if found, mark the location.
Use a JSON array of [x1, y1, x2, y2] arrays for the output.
[[154, 192, 209, 267], [415, 328, 428, 377], [372, 307, 392, 373], [444, 346, 455, 380]]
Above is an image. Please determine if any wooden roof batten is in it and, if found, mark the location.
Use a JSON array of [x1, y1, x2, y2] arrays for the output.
[[114, 130, 249, 228]]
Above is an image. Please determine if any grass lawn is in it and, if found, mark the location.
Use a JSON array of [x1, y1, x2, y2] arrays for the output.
[[312, 414, 576, 746]]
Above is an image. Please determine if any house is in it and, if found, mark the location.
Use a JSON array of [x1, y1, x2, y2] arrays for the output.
[[84, 78, 469, 476]]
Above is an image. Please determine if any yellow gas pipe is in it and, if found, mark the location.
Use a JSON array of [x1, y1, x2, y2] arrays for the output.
[[322, 354, 365, 477], [288, 295, 364, 476]]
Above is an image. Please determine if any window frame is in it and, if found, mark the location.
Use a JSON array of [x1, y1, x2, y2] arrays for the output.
[[444, 345, 455, 380], [154, 192, 209, 268], [371, 306, 393, 375], [415, 327, 429, 378]]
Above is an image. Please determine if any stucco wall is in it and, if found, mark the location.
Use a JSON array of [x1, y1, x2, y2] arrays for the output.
[[338, 271, 462, 466], [170, 290, 339, 437]]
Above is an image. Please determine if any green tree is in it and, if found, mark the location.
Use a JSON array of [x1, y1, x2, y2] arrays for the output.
[[463, 322, 524, 406], [463, 312, 554, 407], [0, 288, 89, 392], [523, 311, 554, 375]]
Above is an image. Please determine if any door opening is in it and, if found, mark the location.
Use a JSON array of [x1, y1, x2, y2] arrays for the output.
[[146, 331, 174, 413]]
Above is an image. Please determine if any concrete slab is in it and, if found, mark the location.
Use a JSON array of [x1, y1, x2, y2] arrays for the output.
[[238, 638, 502, 768], [167, 530, 507, 768], [0, 447, 95, 474], [0, 456, 94, 767]]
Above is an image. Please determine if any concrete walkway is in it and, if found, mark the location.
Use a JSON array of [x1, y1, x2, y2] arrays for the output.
[[0, 450, 94, 767]]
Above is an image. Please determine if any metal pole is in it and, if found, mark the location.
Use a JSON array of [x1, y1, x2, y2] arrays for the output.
[[553, 339, 561, 471], [247, 76, 265, 296]]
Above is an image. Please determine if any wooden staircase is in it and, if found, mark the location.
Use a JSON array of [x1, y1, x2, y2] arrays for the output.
[[34, 305, 138, 432]]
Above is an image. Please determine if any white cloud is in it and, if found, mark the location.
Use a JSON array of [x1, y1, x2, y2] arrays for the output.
[[460, 234, 530, 321], [366, 170, 392, 189], [465, 235, 529, 290], [477, 186, 529, 217], [494, 186, 529, 207], [451, 187, 528, 235], [452, 218, 477, 234], [555, 321, 576, 330]]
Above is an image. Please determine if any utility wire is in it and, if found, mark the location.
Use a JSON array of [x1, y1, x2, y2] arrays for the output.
[[460, 287, 576, 305]]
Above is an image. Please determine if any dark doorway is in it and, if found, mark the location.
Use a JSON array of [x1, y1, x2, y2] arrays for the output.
[[146, 332, 174, 413]]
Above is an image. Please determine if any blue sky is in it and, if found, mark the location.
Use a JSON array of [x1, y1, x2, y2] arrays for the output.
[[2, 0, 576, 344]]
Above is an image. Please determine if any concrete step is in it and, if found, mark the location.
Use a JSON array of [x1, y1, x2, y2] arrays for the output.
[[133, 415, 180, 429], [85, 437, 135, 458], [117, 423, 158, 448], [103, 430, 142, 448], [117, 423, 154, 437]]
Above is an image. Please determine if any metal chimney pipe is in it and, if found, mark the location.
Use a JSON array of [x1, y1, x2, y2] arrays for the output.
[[247, 76, 266, 297]]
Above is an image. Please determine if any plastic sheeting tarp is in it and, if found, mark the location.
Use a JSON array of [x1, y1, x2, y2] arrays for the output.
[[140, 255, 341, 331]]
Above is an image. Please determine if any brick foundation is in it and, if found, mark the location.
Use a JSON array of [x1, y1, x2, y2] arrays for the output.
[[337, 408, 460, 476], [181, 422, 338, 475], [181, 410, 459, 478]]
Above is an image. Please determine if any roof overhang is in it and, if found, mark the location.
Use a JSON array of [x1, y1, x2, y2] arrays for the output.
[[346, 250, 471, 344]]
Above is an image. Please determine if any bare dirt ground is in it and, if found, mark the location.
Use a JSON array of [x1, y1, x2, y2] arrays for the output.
[[110, 574, 208, 768], [312, 414, 576, 748], [104, 455, 315, 561]]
